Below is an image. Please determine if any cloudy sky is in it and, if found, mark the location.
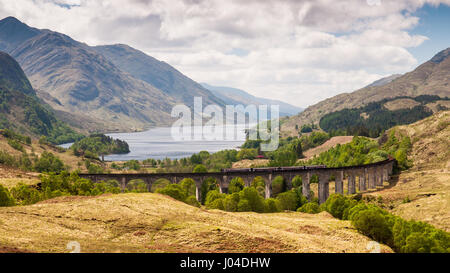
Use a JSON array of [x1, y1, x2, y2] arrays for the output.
[[1, 0, 450, 108]]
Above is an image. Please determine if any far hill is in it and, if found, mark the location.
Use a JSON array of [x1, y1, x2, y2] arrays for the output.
[[202, 83, 303, 117], [282, 47, 450, 136], [0, 51, 82, 144]]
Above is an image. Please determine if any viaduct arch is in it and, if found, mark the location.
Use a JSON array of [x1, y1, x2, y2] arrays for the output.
[[79, 159, 395, 204]]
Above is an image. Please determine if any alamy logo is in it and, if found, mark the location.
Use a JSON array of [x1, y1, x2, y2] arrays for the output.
[[171, 97, 280, 151], [67, 241, 81, 253]]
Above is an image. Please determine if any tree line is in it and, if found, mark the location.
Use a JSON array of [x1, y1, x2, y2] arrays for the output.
[[319, 95, 448, 138]]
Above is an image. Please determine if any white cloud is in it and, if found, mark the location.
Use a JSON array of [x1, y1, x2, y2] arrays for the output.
[[1, 0, 449, 107]]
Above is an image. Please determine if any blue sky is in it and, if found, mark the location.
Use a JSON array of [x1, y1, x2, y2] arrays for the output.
[[409, 3, 450, 63]]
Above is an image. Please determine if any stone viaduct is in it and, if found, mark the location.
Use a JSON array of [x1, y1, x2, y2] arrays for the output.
[[79, 158, 395, 204]]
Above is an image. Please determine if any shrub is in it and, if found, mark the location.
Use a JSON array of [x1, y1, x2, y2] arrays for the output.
[[223, 193, 240, 212], [351, 207, 393, 245], [10, 183, 42, 205], [322, 194, 353, 219], [229, 177, 244, 194], [0, 185, 15, 207], [276, 191, 299, 211], [271, 176, 285, 196], [185, 195, 201, 207], [180, 178, 196, 196], [292, 176, 302, 188], [127, 180, 148, 193], [193, 164, 207, 173], [156, 184, 187, 202], [297, 202, 320, 214], [237, 199, 251, 212], [237, 148, 258, 160], [208, 198, 225, 210], [239, 187, 265, 213], [264, 198, 282, 213], [8, 139, 24, 152], [34, 152, 66, 173], [87, 163, 104, 174]]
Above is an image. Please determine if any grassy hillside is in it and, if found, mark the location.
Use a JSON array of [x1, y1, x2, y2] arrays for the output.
[[363, 111, 449, 231], [0, 51, 83, 144], [0, 193, 392, 253], [0, 133, 90, 187], [282, 48, 450, 136]]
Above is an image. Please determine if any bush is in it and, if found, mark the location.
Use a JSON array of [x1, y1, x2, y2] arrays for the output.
[[87, 163, 104, 174], [237, 148, 258, 160], [229, 177, 244, 194], [322, 194, 353, 219], [292, 176, 302, 188], [297, 202, 321, 214], [239, 187, 265, 213], [156, 184, 187, 202], [264, 198, 282, 213], [127, 180, 148, 193], [351, 208, 393, 244], [205, 190, 225, 205], [208, 198, 225, 210], [223, 193, 240, 212], [237, 199, 251, 212], [34, 152, 66, 173], [8, 139, 24, 152], [185, 195, 201, 207], [271, 176, 285, 196], [180, 178, 196, 196], [0, 184, 15, 207], [276, 191, 299, 211], [10, 183, 42, 205], [193, 164, 207, 173]]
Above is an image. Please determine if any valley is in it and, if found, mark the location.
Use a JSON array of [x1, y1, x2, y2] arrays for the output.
[[0, 9, 449, 255]]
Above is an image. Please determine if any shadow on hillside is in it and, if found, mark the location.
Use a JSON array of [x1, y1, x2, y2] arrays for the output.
[[383, 174, 400, 190]]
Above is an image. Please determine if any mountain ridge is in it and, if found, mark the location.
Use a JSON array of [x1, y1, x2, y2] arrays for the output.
[[282, 47, 450, 136], [92, 44, 225, 108], [201, 83, 303, 116], [0, 17, 226, 133]]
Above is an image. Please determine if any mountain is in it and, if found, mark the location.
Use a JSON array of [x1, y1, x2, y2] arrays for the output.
[[0, 17, 225, 133], [0, 17, 40, 52], [92, 44, 224, 108], [201, 83, 303, 117], [0, 51, 82, 144], [0, 17, 180, 132], [282, 47, 450, 136], [365, 74, 402, 88]]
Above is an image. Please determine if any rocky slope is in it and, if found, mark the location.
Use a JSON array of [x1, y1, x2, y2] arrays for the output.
[[93, 44, 224, 108]]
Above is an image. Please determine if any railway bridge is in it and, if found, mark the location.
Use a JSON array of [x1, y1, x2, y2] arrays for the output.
[[79, 158, 395, 204]]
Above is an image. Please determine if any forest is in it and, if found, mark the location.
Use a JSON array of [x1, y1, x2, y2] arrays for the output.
[[319, 95, 448, 137], [71, 134, 130, 158]]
